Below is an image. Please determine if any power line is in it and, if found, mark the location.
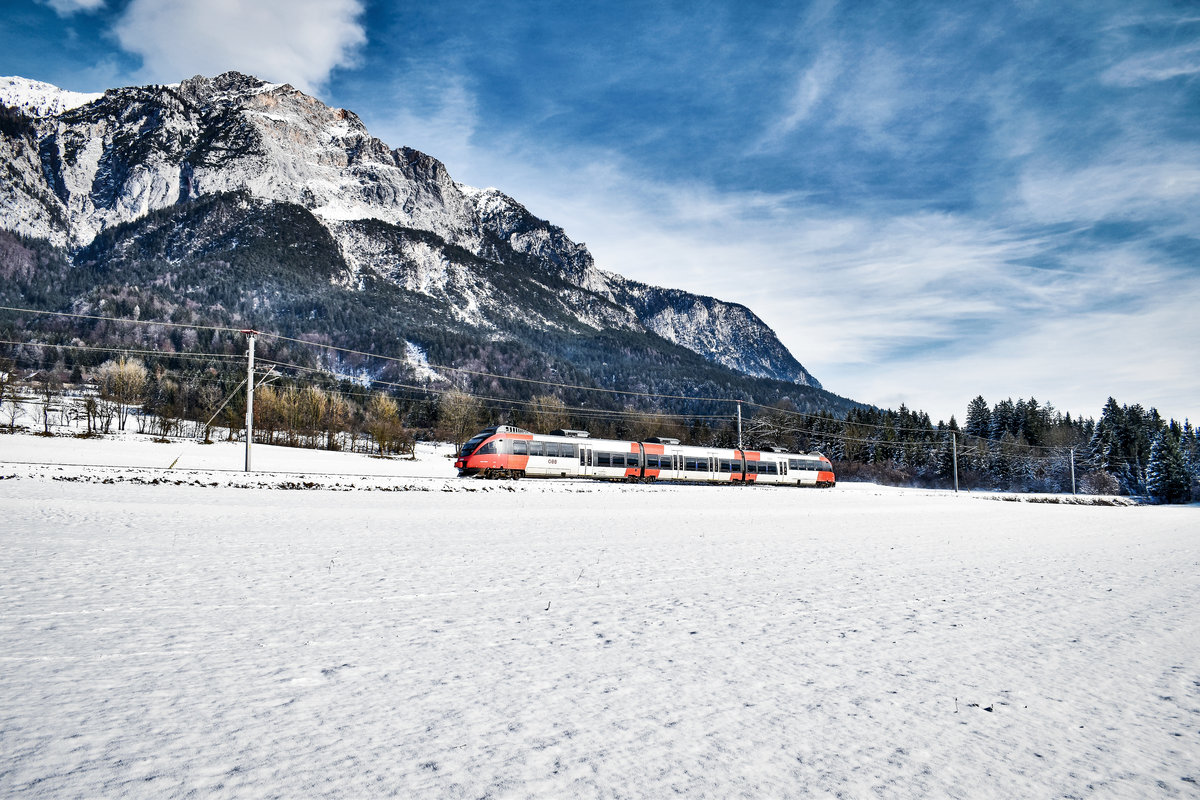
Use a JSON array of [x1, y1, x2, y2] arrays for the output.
[[0, 338, 244, 363], [0, 305, 246, 334]]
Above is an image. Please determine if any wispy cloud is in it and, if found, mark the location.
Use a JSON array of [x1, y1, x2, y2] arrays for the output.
[[1016, 157, 1200, 226], [37, 0, 104, 16], [365, 70, 481, 172], [755, 49, 842, 151], [112, 0, 366, 94], [1101, 41, 1200, 86]]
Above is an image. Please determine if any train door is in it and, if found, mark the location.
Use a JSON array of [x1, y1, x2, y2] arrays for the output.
[[579, 446, 593, 477]]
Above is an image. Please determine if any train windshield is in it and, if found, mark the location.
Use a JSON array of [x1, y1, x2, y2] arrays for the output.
[[459, 431, 494, 457]]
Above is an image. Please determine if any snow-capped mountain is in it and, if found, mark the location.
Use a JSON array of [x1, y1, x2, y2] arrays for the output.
[[0, 72, 820, 389], [0, 76, 101, 118]]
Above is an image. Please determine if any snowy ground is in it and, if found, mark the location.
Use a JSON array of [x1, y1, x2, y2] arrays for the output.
[[1, 432, 1198, 798]]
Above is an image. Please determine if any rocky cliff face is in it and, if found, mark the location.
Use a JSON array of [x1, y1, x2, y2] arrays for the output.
[[0, 71, 819, 388]]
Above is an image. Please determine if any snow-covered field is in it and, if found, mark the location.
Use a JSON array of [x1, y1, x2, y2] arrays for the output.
[[1, 432, 1198, 798]]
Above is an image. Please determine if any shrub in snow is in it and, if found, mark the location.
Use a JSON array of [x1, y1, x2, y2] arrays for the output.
[[1079, 470, 1120, 496]]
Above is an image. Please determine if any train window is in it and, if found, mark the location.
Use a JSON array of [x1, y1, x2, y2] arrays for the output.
[[561, 443, 577, 459], [545, 442, 560, 458], [529, 441, 544, 456], [767, 462, 778, 474], [598, 453, 611, 467], [459, 433, 490, 457], [513, 440, 528, 455], [476, 442, 497, 456]]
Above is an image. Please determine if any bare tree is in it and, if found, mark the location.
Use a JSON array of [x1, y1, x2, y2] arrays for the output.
[[193, 383, 221, 441], [298, 386, 328, 448], [526, 393, 570, 433], [366, 393, 403, 455], [83, 396, 98, 435], [1, 371, 25, 431], [437, 389, 482, 447], [322, 392, 351, 450], [34, 373, 63, 435], [96, 357, 148, 432]]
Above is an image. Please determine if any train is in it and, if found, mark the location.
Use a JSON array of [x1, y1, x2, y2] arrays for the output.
[[455, 426, 836, 487]]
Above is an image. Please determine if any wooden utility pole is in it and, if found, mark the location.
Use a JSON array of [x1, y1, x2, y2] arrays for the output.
[[243, 331, 258, 472], [952, 432, 959, 493]]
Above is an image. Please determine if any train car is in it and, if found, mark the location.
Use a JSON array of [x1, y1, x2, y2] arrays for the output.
[[456, 426, 835, 487], [741, 448, 836, 488], [454, 426, 639, 480]]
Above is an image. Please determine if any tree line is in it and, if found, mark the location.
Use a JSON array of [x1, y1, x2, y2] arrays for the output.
[[2, 354, 1195, 502]]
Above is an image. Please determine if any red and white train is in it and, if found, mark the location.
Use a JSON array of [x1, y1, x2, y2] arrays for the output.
[[455, 426, 835, 487]]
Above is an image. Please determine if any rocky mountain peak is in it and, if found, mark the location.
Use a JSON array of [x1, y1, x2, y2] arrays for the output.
[[0, 72, 821, 388], [0, 76, 102, 118]]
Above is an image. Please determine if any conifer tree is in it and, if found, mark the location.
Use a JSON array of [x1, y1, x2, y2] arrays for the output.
[[1147, 431, 1191, 503], [964, 395, 990, 439]]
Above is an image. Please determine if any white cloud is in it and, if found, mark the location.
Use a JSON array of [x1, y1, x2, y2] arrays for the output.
[[1101, 42, 1200, 87], [755, 50, 842, 151], [39, 0, 105, 16], [1017, 158, 1200, 225], [824, 278, 1200, 424], [112, 0, 365, 94], [365, 71, 481, 175]]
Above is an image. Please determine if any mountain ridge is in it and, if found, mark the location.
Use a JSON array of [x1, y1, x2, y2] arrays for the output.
[[0, 71, 836, 408]]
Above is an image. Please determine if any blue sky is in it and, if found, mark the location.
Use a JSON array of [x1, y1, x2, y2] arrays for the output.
[[3, 0, 1199, 424]]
